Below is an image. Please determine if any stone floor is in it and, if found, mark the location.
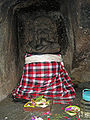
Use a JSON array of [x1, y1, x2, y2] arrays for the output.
[[0, 88, 82, 120]]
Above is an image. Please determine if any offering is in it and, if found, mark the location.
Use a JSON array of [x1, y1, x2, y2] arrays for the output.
[[65, 105, 80, 116], [24, 96, 52, 112], [24, 101, 35, 108]]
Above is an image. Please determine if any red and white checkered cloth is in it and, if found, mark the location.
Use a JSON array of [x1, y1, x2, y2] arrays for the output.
[[12, 53, 75, 104]]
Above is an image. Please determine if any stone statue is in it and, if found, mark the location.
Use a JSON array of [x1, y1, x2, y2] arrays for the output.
[[25, 16, 60, 54]]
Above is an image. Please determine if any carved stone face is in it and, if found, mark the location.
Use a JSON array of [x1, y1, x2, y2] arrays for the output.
[[29, 16, 60, 53]]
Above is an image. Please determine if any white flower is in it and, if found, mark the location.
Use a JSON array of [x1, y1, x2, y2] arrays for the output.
[[35, 117, 43, 120]]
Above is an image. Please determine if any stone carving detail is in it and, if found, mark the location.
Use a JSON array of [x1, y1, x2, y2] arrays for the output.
[[26, 16, 60, 53], [17, 11, 68, 55]]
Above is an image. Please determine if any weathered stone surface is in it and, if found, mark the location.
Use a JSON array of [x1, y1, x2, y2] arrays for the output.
[[80, 1, 90, 28], [71, 59, 90, 84], [0, 19, 18, 101]]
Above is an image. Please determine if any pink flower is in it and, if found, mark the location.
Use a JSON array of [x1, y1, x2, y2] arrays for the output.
[[65, 107, 72, 111], [42, 112, 47, 115], [61, 107, 63, 110], [64, 116, 68, 119], [76, 117, 80, 120], [68, 118, 71, 119], [32, 116, 35, 120], [47, 112, 50, 114]]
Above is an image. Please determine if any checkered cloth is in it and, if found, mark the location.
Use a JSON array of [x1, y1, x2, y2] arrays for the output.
[[12, 53, 75, 104]]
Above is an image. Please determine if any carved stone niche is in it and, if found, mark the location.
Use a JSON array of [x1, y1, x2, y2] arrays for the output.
[[14, 7, 69, 81]]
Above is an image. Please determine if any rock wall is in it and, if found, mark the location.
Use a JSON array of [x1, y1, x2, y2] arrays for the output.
[[0, 19, 18, 101], [70, 0, 90, 85]]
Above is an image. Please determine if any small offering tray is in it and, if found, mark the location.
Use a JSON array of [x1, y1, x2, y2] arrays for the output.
[[24, 96, 53, 112], [65, 105, 80, 116]]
